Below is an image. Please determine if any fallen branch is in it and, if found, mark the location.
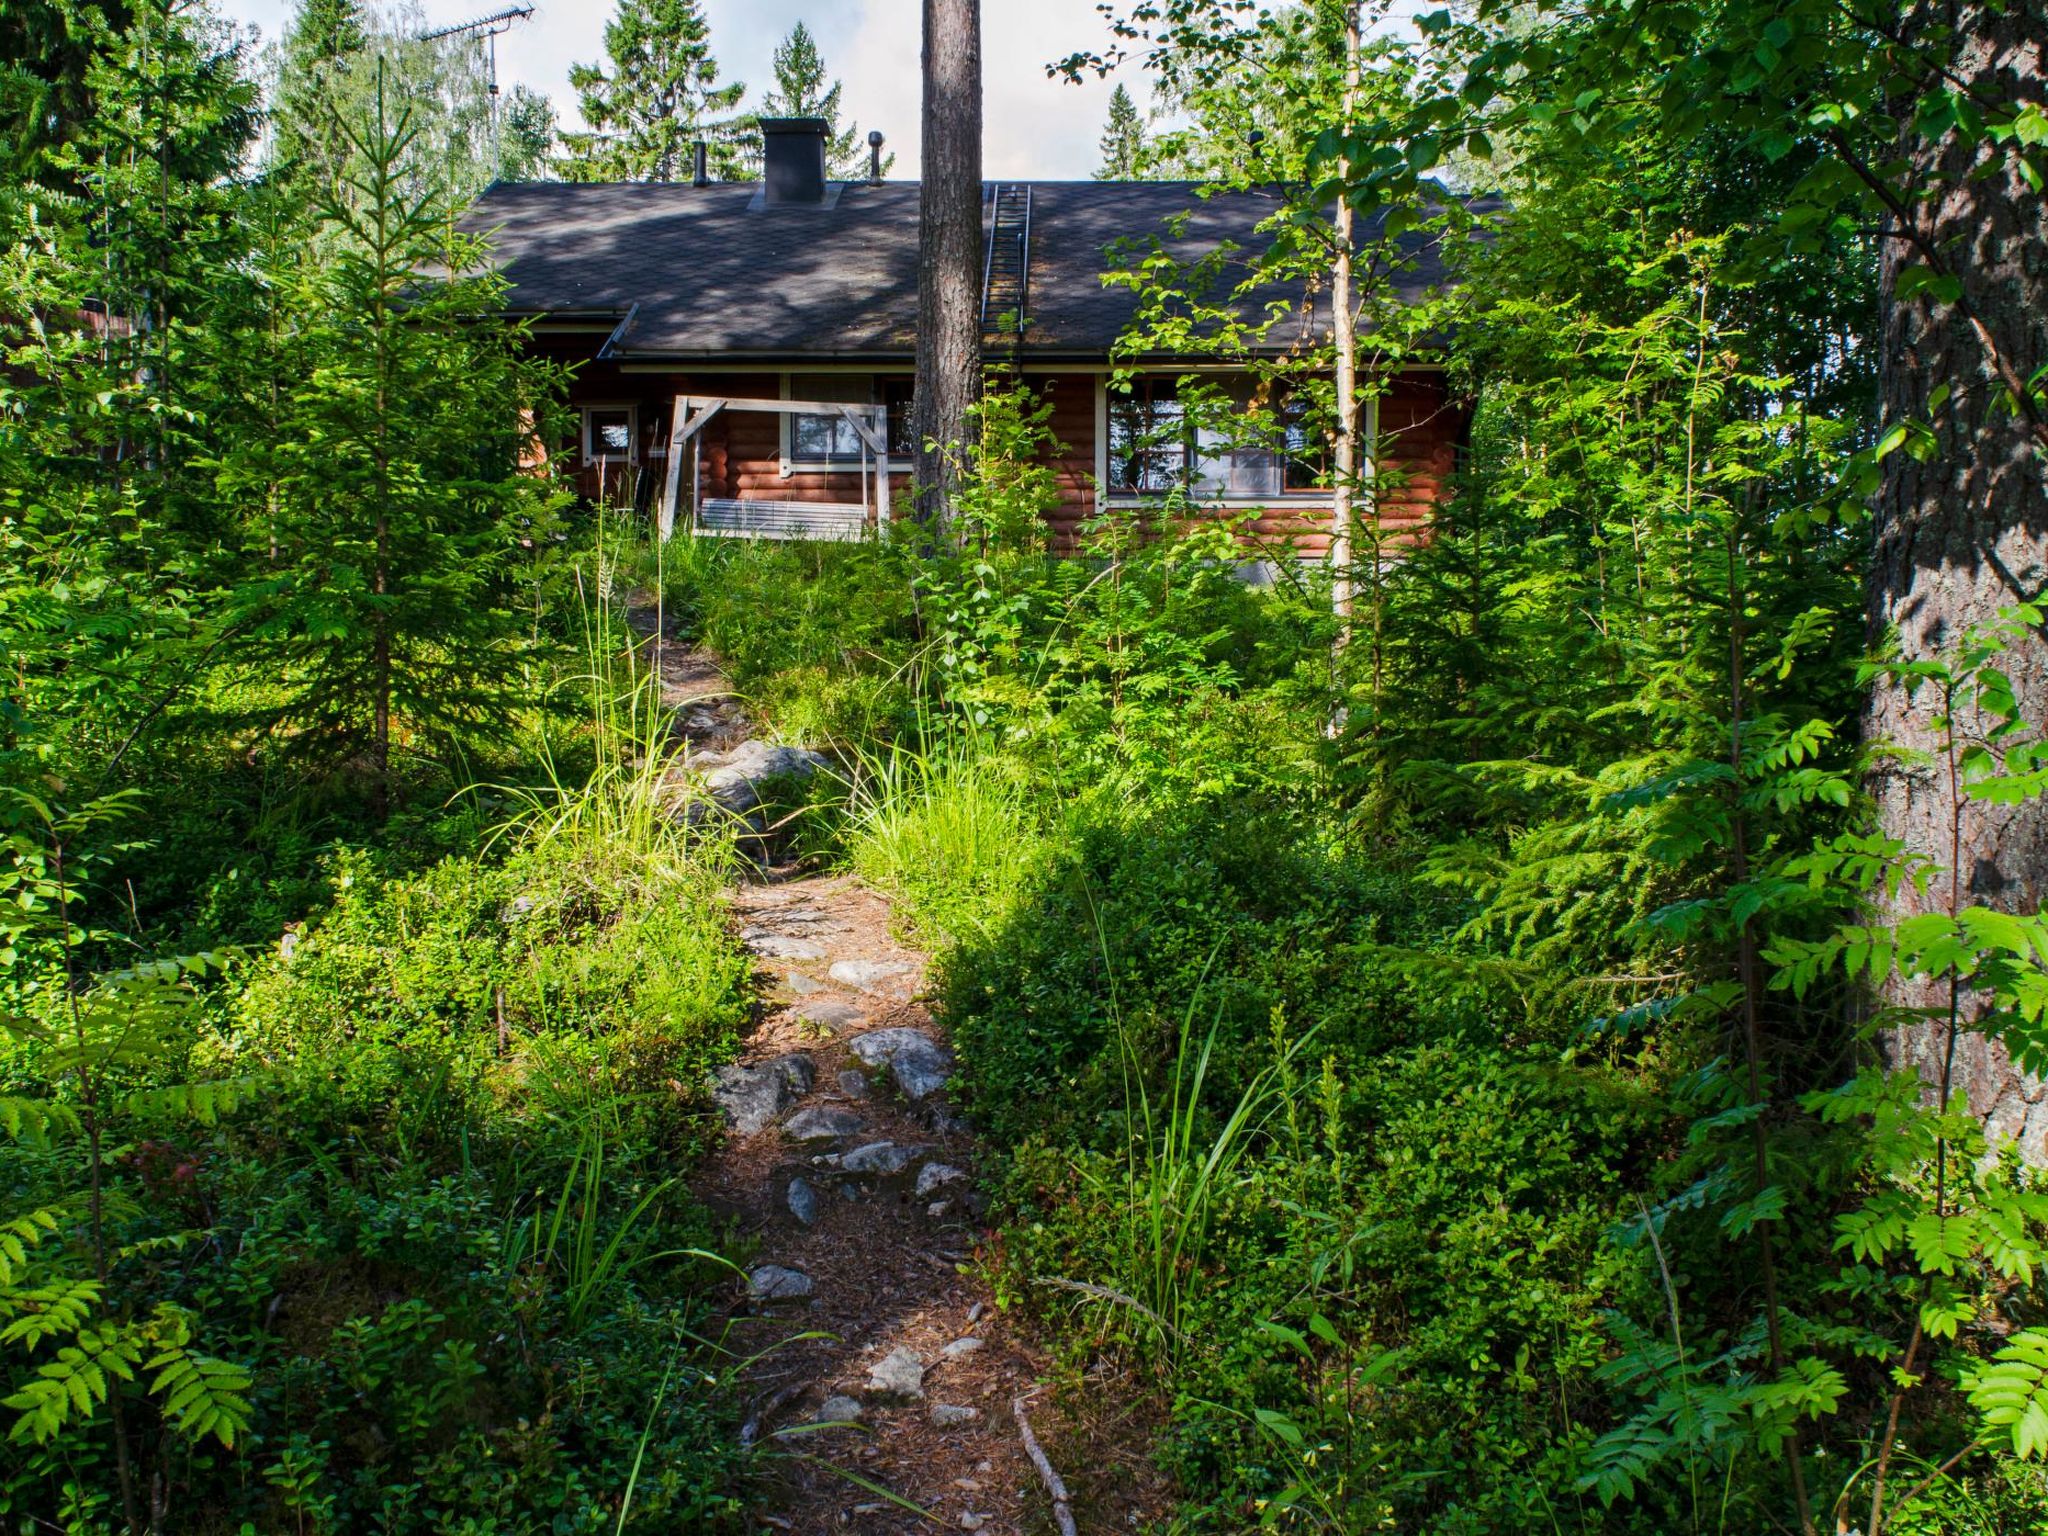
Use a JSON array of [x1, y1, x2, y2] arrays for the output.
[[1012, 1392, 1078, 1536]]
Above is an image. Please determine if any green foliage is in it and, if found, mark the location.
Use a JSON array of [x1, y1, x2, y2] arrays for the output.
[[228, 68, 569, 809], [563, 0, 747, 183], [751, 21, 885, 181]]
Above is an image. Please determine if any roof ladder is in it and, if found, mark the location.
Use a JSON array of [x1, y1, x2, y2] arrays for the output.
[[979, 183, 1032, 363]]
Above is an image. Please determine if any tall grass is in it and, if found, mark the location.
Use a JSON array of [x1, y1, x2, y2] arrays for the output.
[[492, 535, 730, 880], [843, 728, 1044, 945], [1067, 925, 1317, 1366]]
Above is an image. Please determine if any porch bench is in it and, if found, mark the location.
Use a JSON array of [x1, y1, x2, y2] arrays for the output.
[[694, 496, 870, 542]]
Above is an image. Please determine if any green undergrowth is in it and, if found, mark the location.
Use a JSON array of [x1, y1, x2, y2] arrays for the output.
[[0, 795, 758, 1531]]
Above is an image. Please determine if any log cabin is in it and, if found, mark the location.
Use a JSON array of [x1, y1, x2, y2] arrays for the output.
[[466, 117, 1476, 554]]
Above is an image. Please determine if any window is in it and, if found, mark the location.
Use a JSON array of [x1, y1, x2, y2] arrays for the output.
[[1283, 398, 1331, 491], [883, 378, 917, 457], [788, 374, 873, 463], [581, 405, 637, 464], [1107, 379, 1188, 493], [1108, 379, 1309, 499]]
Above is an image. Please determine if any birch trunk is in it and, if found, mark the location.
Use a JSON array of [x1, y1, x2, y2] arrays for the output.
[[1328, 3, 1361, 624]]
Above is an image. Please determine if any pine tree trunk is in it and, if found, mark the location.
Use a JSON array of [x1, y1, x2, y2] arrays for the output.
[[913, 0, 982, 528], [1866, 2, 2048, 1155]]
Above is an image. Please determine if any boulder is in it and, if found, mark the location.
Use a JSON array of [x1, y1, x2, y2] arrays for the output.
[[842, 1141, 925, 1176], [837, 1069, 871, 1099], [782, 1106, 864, 1144], [693, 740, 831, 817], [711, 1052, 813, 1137], [746, 933, 826, 961], [786, 1177, 820, 1227], [747, 1264, 813, 1301], [849, 1028, 954, 1100], [794, 997, 866, 1033], [917, 1163, 967, 1199], [829, 959, 916, 993], [864, 1345, 924, 1401], [814, 1395, 863, 1426], [891, 1041, 952, 1100]]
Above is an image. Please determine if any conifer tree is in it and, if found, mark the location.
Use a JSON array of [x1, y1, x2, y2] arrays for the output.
[[562, 0, 745, 182], [243, 69, 564, 813], [269, 0, 368, 186], [1094, 82, 1146, 179], [756, 21, 887, 180]]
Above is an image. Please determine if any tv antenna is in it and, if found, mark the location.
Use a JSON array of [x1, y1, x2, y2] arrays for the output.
[[417, 5, 536, 140]]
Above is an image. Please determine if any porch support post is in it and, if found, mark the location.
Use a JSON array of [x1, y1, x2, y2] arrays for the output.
[[659, 395, 689, 541]]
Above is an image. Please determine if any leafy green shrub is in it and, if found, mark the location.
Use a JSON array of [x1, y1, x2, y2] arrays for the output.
[[0, 794, 753, 1531]]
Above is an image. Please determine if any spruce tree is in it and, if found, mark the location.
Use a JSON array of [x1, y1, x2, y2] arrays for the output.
[[562, 0, 745, 182], [269, 0, 368, 186], [244, 68, 565, 813], [756, 21, 887, 180], [1094, 82, 1145, 179]]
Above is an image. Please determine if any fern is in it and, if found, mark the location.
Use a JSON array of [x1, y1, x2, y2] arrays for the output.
[[1966, 1330, 2048, 1460]]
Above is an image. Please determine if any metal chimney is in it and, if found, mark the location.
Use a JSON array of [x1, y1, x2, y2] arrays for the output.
[[868, 130, 885, 183], [691, 140, 709, 186], [759, 117, 829, 204]]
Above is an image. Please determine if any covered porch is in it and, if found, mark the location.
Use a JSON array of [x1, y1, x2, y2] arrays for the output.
[[658, 392, 896, 543]]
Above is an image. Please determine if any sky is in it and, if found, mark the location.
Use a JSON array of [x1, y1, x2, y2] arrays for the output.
[[212, 0, 1139, 180]]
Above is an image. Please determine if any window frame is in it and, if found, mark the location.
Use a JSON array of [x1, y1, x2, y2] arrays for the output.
[[580, 403, 638, 466], [1097, 376, 1355, 506], [782, 373, 877, 469]]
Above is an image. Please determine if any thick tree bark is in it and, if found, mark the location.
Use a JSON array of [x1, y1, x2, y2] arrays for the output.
[[913, 0, 982, 527], [1867, 2, 2047, 1153]]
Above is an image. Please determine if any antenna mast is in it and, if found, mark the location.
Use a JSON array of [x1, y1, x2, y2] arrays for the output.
[[416, 5, 536, 149]]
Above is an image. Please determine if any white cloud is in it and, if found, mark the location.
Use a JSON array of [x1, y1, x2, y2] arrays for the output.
[[214, 0, 1138, 179]]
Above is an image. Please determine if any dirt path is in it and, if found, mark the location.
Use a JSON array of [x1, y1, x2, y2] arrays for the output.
[[645, 628, 1091, 1534]]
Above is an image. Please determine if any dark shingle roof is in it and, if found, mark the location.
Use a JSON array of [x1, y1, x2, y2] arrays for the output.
[[463, 178, 1479, 361]]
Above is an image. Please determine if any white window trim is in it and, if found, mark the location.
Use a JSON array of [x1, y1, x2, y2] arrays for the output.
[[580, 403, 638, 466]]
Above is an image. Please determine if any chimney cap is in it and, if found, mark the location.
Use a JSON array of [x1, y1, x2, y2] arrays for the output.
[[759, 117, 829, 204]]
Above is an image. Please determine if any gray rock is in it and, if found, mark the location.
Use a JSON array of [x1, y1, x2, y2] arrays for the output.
[[829, 959, 916, 993], [940, 1337, 983, 1361], [929, 1403, 981, 1428], [784, 972, 829, 996], [712, 1060, 798, 1137], [926, 1200, 953, 1219], [769, 1053, 816, 1094], [782, 1106, 864, 1144], [849, 1028, 955, 1100], [694, 740, 831, 816], [864, 1346, 924, 1400], [748, 1264, 813, 1301], [747, 933, 826, 961], [837, 1069, 871, 1099], [967, 1301, 986, 1324], [814, 1394, 863, 1425], [850, 1027, 947, 1069], [916, 1163, 967, 1199], [794, 997, 866, 1033], [787, 1177, 820, 1226], [843, 1141, 926, 1176], [891, 1041, 953, 1100]]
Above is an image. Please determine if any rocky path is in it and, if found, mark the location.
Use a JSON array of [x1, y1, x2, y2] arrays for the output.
[[645, 623, 1086, 1534]]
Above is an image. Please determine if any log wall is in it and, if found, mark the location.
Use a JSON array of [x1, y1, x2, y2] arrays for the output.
[[546, 353, 1467, 548]]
